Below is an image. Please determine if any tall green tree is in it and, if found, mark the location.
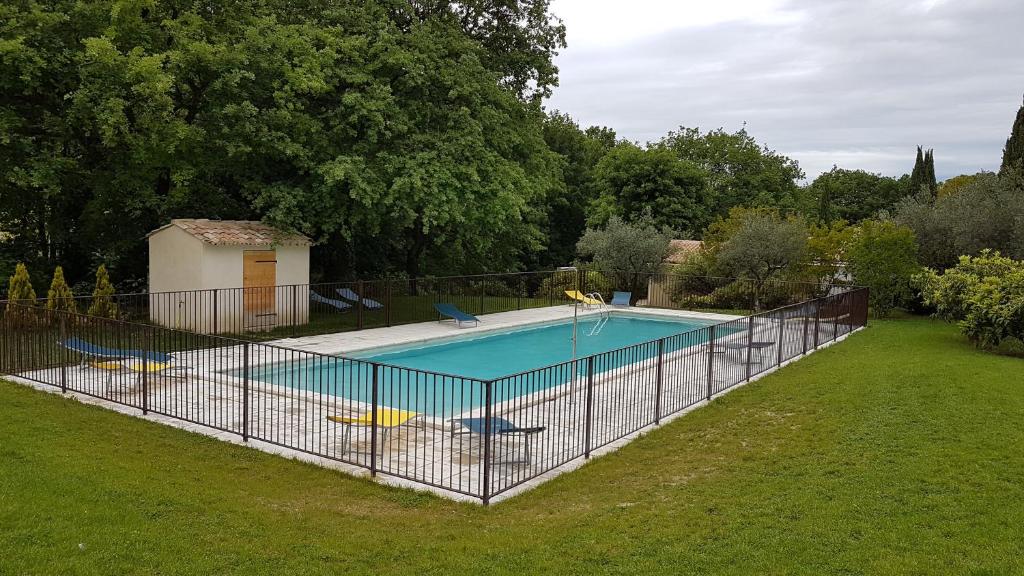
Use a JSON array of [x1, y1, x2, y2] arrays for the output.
[[45, 265, 77, 314], [576, 214, 673, 300], [404, 0, 567, 102], [803, 167, 908, 224], [589, 143, 709, 234], [1000, 96, 1024, 177], [658, 126, 804, 218], [909, 146, 926, 195], [925, 149, 938, 197], [1, 0, 564, 284], [536, 112, 616, 267]]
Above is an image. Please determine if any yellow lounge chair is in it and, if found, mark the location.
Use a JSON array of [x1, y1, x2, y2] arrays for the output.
[[327, 408, 422, 457], [90, 360, 176, 394], [564, 290, 602, 306]]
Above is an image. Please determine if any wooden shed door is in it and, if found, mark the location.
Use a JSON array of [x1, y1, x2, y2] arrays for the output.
[[243, 250, 277, 325]]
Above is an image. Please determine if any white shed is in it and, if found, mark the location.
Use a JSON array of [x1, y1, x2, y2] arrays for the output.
[[147, 219, 311, 333]]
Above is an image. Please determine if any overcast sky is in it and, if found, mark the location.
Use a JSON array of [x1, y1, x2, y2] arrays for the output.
[[545, 0, 1024, 181]]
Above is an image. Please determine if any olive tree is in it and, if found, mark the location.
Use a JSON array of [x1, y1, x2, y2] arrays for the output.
[[716, 211, 808, 310], [576, 214, 673, 302]]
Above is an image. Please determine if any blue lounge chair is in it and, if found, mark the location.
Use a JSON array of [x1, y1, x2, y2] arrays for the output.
[[434, 303, 479, 327], [60, 337, 173, 367], [310, 290, 352, 312], [610, 291, 631, 306], [450, 417, 546, 464], [336, 288, 383, 310]]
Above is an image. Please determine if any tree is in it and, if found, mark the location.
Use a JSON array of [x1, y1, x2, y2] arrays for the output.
[[576, 214, 673, 301], [4, 262, 37, 326], [925, 149, 938, 197], [908, 146, 933, 197], [1000, 96, 1024, 177], [404, 0, 567, 102], [537, 112, 616, 267], [46, 266, 77, 314], [589, 144, 709, 234], [895, 171, 1024, 270], [1, 0, 563, 284], [659, 127, 804, 219], [803, 167, 908, 224], [715, 210, 808, 310], [938, 173, 983, 197], [87, 264, 119, 319], [846, 221, 920, 316], [799, 220, 857, 296]]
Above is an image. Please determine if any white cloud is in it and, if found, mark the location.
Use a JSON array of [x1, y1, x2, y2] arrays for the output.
[[546, 0, 1024, 180]]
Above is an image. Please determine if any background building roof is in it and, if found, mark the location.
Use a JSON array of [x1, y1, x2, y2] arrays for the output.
[[664, 239, 704, 264]]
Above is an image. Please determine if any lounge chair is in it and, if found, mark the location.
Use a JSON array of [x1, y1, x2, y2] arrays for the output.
[[450, 417, 546, 464], [434, 303, 479, 327], [336, 288, 383, 310], [59, 337, 183, 393], [310, 290, 352, 312], [327, 408, 422, 457], [610, 291, 631, 306], [564, 290, 602, 307]]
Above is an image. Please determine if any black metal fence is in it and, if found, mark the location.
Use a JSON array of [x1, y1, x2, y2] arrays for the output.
[[0, 275, 868, 503], [20, 269, 848, 339]]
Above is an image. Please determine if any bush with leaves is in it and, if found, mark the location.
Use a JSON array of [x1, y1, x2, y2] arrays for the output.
[[87, 264, 119, 319], [576, 214, 672, 299], [846, 221, 921, 316], [714, 210, 808, 310], [918, 251, 1024, 350], [534, 270, 613, 301]]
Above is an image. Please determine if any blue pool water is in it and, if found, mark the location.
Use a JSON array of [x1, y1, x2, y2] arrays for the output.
[[247, 314, 714, 416], [357, 315, 711, 379]]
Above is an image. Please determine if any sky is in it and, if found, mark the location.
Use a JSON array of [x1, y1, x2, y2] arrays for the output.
[[545, 0, 1024, 181]]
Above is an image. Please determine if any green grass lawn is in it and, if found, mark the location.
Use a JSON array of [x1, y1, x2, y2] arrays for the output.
[[2, 316, 1023, 574]]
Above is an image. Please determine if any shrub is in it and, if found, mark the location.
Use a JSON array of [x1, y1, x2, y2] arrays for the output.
[[846, 220, 921, 316], [87, 264, 119, 318], [715, 210, 808, 310], [534, 270, 613, 301], [919, 251, 1024, 350], [45, 266, 78, 314], [5, 262, 38, 325]]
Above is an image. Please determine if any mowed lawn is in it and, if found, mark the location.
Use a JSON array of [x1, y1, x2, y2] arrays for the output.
[[2, 317, 1023, 574]]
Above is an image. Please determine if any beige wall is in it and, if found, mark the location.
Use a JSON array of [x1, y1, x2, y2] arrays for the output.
[[148, 229, 310, 333], [149, 226, 203, 293]]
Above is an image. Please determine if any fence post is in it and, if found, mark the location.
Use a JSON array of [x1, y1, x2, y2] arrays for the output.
[[745, 316, 755, 381], [479, 281, 485, 316], [291, 284, 298, 337], [776, 310, 786, 367], [385, 279, 392, 327], [482, 379, 493, 505], [584, 356, 595, 459], [832, 296, 841, 341], [59, 313, 68, 394], [242, 342, 250, 442], [801, 306, 810, 355], [813, 301, 822, 349], [548, 272, 554, 308], [516, 276, 522, 311], [706, 325, 715, 401], [370, 363, 379, 477], [141, 327, 149, 415], [654, 339, 664, 425], [212, 289, 219, 334], [357, 281, 364, 330]]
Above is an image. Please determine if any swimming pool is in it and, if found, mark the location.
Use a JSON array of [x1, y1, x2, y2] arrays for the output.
[[247, 313, 715, 416]]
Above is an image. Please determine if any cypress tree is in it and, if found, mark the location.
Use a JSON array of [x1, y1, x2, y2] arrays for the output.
[[87, 264, 119, 318], [5, 262, 38, 325], [908, 146, 926, 194], [46, 266, 78, 314], [1000, 95, 1024, 177], [924, 149, 938, 197]]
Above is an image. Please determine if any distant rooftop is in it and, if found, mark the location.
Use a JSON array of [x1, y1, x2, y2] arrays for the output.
[[665, 239, 703, 264], [148, 219, 311, 247]]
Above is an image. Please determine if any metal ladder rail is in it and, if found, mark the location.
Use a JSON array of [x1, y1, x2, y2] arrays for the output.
[[586, 292, 610, 336]]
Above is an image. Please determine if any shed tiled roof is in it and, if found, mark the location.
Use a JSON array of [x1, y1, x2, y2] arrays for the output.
[[665, 239, 704, 264], [148, 219, 311, 247]]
